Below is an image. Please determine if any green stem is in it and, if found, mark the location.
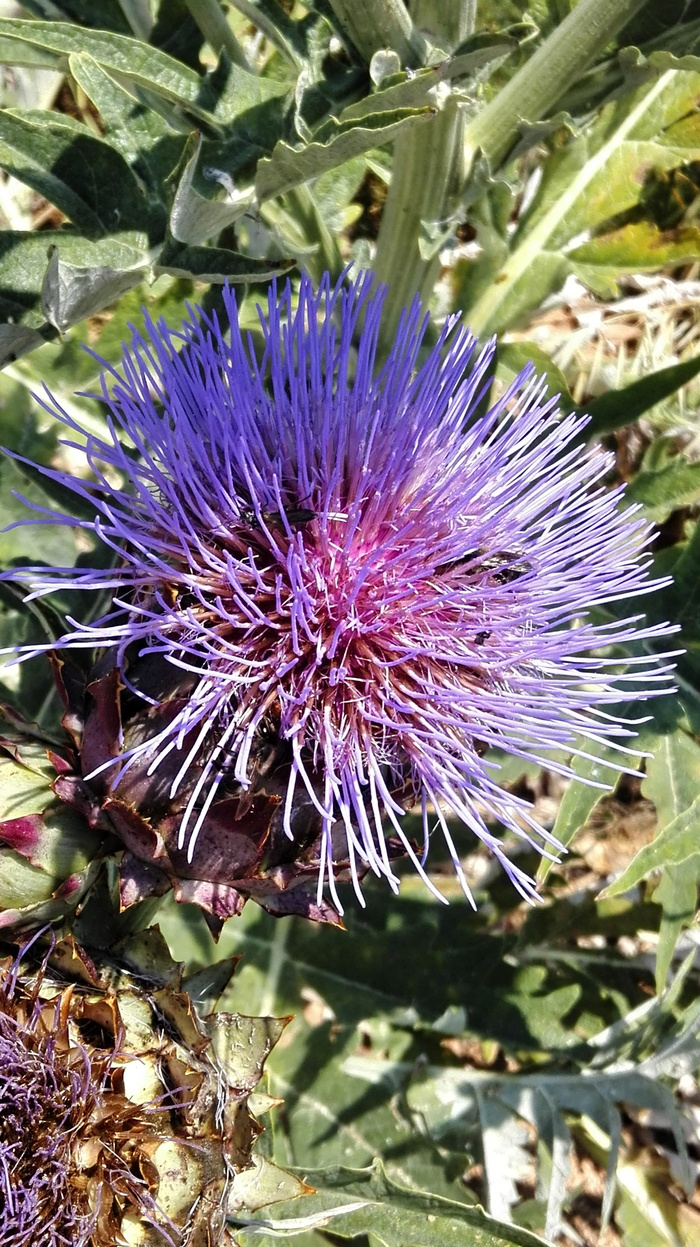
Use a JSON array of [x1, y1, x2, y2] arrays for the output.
[[326, 0, 429, 69], [372, 97, 466, 350], [281, 185, 344, 284], [225, 0, 303, 70], [370, 0, 474, 351], [464, 0, 651, 172], [464, 67, 672, 336], [185, 0, 252, 71]]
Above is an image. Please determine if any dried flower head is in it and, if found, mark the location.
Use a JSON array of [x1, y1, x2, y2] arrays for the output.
[[0, 926, 293, 1245], [4, 272, 674, 914]]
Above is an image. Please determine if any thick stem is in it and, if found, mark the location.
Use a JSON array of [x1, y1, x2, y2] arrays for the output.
[[186, 0, 252, 72], [280, 186, 344, 284], [372, 97, 466, 350], [464, 0, 651, 172], [326, 0, 429, 69], [370, 0, 474, 350]]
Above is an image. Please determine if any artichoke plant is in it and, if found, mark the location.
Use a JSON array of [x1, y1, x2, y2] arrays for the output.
[[0, 917, 302, 1246]]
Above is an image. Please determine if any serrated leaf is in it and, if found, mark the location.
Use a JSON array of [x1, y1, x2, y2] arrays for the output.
[[0, 18, 289, 128], [161, 899, 610, 1209], [460, 69, 700, 334], [234, 1159, 550, 1247], [0, 18, 212, 120], [346, 1051, 691, 1236], [340, 42, 514, 125], [0, 109, 153, 239], [255, 108, 435, 202]]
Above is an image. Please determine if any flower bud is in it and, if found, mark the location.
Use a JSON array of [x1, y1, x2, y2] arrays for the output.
[[0, 721, 105, 933]]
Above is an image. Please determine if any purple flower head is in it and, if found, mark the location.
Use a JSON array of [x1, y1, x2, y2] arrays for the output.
[[0, 943, 97, 1246], [5, 271, 675, 913]]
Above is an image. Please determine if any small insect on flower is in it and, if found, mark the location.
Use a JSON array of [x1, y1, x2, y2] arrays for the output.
[[2, 270, 677, 919], [239, 504, 318, 531]]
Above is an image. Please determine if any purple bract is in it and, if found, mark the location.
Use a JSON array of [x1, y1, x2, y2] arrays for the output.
[[5, 271, 675, 911]]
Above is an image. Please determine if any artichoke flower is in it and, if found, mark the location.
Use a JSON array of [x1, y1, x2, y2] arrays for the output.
[[3, 273, 675, 918], [0, 922, 303, 1246]]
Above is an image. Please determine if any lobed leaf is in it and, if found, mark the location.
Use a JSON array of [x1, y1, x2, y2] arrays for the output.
[[234, 1159, 551, 1247], [255, 107, 436, 202], [0, 17, 289, 128], [459, 69, 700, 334]]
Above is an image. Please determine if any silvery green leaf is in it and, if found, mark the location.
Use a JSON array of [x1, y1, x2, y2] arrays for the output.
[[0, 18, 289, 129], [340, 43, 513, 125], [169, 134, 257, 245], [475, 1088, 533, 1222], [41, 244, 150, 334], [0, 230, 152, 361], [66, 50, 184, 192], [600, 799, 700, 899], [0, 108, 151, 238], [369, 48, 401, 86], [233, 1159, 551, 1246], [256, 107, 434, 202]]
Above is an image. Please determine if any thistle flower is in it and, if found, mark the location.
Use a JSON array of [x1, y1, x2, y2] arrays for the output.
[[0, 925, 294, 1246], [3, 271, 674, 916]]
